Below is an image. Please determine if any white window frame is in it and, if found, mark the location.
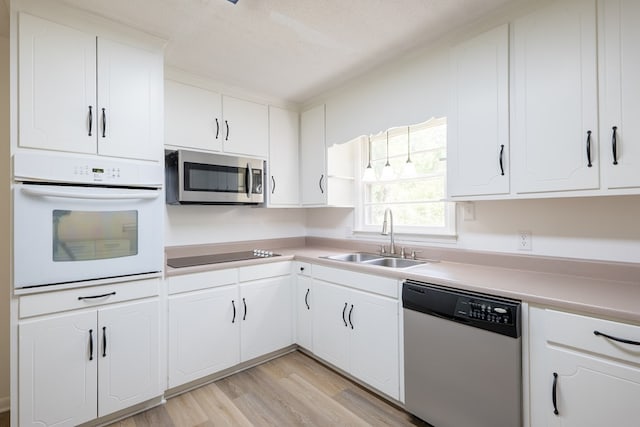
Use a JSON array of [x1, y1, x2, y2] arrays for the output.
[[353, 119, 456, 241]]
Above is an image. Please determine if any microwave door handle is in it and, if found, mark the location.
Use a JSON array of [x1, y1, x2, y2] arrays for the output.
[[246, 163, 253, 199], [20, 186, 160, 200]]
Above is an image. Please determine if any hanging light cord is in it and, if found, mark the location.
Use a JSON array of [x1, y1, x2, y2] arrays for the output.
[[385, 131, 391, 167], [367, 136, 373, 168], [406, 126, 412, 163]]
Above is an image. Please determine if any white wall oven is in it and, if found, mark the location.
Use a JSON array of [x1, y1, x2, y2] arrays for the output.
[[13, 152, 164, 289]]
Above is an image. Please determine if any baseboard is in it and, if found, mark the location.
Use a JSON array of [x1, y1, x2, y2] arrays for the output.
[[0, 395, 9, 413]]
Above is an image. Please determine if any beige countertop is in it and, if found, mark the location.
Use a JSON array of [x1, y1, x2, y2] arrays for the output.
[[166, 241, 640, 325]]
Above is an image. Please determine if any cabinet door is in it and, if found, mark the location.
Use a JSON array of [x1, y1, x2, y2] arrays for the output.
[[348, 289, 400, 399], [165, 80, 222, 152], [222, 95, 269, 158], [300, 105, 327, 205], [97, 299, 160, 417], [19, 311, 97, 427], [240, 276, 293, 361], [18, 13, 97, 155], [530, 345, 640, 427], [296, 275, 313, 351], [512, 0, 599, 193], [168, 286, 240, 388], [97, 38, 162, 162], [448, 24, 509, 197], [268, 106, 300, 206], [600, 0, 640, 189], [312, 280, 350, 371]]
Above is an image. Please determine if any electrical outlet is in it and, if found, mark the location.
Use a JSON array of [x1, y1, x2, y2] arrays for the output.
[[518, 230, 532, 251], [462, 202, 476, 221]]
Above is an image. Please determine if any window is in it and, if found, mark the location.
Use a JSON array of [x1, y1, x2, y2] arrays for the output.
[[356, 117, 455, 237]]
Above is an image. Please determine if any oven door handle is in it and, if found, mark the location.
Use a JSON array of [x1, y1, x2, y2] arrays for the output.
[[246, 163, 253, 199], [20, 186, 160, 200]]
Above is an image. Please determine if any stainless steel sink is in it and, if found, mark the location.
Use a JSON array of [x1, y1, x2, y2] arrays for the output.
[[323, 252, 427, 269], [324, 252, 382, 263], [362, 257, 425, 268]]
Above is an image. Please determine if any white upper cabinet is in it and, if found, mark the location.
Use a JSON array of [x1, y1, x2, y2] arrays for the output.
[[96, 39, 163, 162], [599, 0, 640, 190], [512, 0, 599, 194], [222, 96, 269, 158], [448, 24, 509, 197], [268, 106, 300, 206], [18, 13, 162, 162], [300, 104, 328, 205], [165, 80, 222, 152], [19, 13, 96, 156], [164, 80, 269, 158]]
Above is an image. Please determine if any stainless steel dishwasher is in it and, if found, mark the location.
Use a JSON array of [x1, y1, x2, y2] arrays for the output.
[[403, 280, 522, 427]]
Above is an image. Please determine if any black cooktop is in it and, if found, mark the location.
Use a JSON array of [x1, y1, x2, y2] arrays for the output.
[[167, 250, 280, 268]]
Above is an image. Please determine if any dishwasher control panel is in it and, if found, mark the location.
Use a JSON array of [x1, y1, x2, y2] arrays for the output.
[[455, 297, 514, 325]]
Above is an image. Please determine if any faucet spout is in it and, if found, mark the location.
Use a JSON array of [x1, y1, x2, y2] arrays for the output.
[[381, 208, 396, 255]]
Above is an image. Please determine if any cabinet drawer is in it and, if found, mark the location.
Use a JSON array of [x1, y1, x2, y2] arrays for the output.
[[540, 307, 640, 365], [238, 261, 292, 282], [167, 268, 237, 295], [20, 278, 160, 318], [295, 262, 311, 276], [313, 265, 398, 298]]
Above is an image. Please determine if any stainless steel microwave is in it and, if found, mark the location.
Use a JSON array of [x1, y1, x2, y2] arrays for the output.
[[165, 150, 265, 205]]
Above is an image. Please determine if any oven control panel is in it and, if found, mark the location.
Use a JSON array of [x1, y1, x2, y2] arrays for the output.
[[455, 296, 515, 326], [14, 151, 163, 187]]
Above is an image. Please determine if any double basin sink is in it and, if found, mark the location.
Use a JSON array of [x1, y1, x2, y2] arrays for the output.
[[323, 252, 427, 269]]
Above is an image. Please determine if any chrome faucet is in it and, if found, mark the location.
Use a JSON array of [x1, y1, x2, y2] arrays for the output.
[[381, 208, 396, 255]]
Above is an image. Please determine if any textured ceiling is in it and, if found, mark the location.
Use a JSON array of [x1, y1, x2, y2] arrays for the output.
[[37, 0, 511, 103]]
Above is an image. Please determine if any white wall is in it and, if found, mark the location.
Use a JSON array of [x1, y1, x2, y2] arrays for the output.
[[164, 205, 306, 246], [306, 196, 640, 263], [0, 35, 10, 411]]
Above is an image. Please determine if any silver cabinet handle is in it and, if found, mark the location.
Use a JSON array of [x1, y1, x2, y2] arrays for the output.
[[319, 174, 325, 194]]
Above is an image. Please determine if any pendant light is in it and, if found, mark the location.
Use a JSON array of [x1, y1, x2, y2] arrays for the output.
[[362, 135, 376, 182], [401, 126, 417, 178], [380, 131, 395, 181]]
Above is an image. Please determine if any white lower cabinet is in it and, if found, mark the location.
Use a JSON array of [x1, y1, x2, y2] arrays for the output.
[[295, 262, 313, 351], [240, 274, 293, 361], [168, 286, 239, 388], [167, 262, 293, 389], [97, 300, 161, 417], [313, 281, 351, 370], [19, 311, 97, 427], [18, 281, 161, 427], [312, 267, 400, 400], [529, 306, 640, 426]]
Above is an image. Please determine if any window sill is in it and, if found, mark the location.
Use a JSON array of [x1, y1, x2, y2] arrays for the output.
[[350, 230, 458, 246]]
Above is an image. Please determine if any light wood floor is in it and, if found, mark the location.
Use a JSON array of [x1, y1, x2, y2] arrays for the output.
[[110, 351, 430, 427]]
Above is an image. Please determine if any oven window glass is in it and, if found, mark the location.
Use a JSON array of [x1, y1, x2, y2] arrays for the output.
[[185, 162, 246, 193], [52, 210, 138, 261]]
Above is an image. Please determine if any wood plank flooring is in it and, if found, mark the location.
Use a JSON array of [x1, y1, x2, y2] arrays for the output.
[[111, 351, 430, 427]]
